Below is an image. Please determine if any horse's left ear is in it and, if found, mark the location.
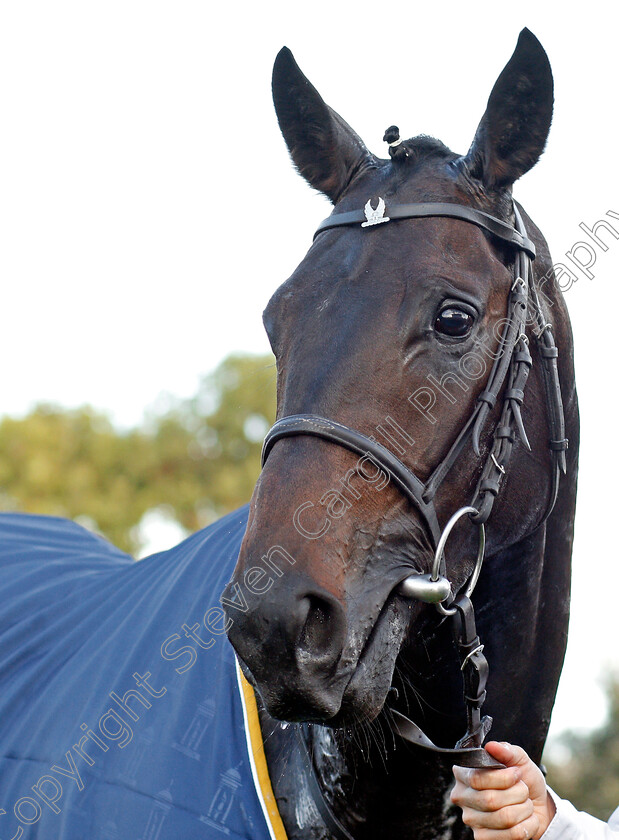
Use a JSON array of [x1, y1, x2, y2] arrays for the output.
[[272, 47, 375, 203], [463, 28, 553, 190]]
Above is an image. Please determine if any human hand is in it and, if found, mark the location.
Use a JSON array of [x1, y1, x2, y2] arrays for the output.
[[450, 741, 556, 840]]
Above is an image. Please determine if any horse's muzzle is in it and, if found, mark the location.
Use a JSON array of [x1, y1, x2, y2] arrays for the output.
[[223, 572, 350, 721]]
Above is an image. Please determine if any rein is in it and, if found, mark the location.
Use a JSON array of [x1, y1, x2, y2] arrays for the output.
[[260, 199, 568, 831]]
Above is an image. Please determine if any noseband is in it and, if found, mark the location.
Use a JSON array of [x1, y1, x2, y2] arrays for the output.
[[260, 200, 568, 779]]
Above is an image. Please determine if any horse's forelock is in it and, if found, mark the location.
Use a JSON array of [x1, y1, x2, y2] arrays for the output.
[[392, 134, 454, 164]]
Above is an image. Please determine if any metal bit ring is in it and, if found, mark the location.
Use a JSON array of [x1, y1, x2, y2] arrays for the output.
[[433, 506, 486, 616]]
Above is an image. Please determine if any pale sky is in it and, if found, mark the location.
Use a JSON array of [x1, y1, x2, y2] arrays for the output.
[[1, 1, 618, 740]]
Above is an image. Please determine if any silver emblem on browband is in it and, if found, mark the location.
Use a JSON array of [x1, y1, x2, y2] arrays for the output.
[[361, 197, 390, 227]]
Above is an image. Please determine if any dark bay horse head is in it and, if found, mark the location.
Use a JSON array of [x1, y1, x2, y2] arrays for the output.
[[223, 30, 578, 740]]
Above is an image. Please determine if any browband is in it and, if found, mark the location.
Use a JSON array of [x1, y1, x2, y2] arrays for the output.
[[314, 201, 537, 259]]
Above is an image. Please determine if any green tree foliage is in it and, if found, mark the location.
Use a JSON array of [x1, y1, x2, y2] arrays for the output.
[[0, 405, 154, 554], [0, 353, 276, 555], [147, 353, 277, 531], [545, 676, 619, 820]]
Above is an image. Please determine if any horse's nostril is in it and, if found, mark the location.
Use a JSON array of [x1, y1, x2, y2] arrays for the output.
[[297, 594, 342, 660]]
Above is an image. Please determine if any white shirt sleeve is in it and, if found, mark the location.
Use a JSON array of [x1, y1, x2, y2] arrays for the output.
[[543, 789, 619, 840]]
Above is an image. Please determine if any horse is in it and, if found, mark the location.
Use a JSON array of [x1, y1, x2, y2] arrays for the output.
[[0, 27, 578, 840], [224, 26, 579, 840]]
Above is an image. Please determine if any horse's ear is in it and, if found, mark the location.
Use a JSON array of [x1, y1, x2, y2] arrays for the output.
[[272, 47, 374, 203], [463, 28, 553, 191]]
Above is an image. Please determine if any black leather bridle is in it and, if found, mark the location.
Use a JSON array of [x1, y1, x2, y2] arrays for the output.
[[260, 200, 568, 792]]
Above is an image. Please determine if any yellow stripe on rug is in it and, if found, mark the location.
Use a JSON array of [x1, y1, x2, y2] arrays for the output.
[[237, 662, 289, 840]]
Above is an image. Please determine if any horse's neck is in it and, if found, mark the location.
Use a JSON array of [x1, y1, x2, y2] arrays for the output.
[[261, 523, 569, 839], [477, 524, 572, 760]]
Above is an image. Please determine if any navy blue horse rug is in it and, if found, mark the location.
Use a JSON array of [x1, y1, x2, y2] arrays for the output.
[[0, 507, 287, 839]]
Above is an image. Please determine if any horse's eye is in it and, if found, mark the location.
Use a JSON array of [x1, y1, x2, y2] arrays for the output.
[[434, 306, 474, 337]]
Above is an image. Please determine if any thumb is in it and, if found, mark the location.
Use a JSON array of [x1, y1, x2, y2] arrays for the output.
[[485, 741, 548, 803], [483, 741, 518, 766]]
